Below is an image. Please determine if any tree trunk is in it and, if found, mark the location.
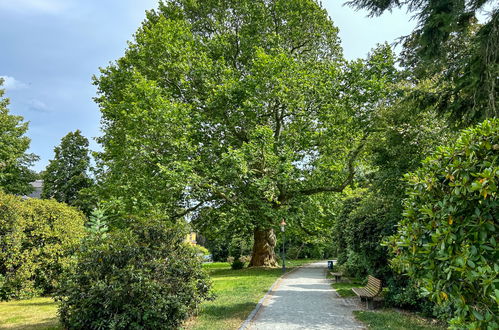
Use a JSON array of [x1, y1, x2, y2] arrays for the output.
[[249, 227, 279, 267]]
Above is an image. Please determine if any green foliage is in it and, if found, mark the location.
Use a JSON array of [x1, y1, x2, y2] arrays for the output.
[[386, 119, 499, 328], [0, 79, 39, 195], [56, 218, 213, 330], [230, 259, 245, 270], [384, 276, 451, 319], [332, 195, 394, 278], [347, 0, 499, 124], [41, 130, 93, 214], [192, 244, 210, 256], [85, 207, 109, 238], [0, 191, 86, 300], [94, 0, 397, 265], [331, 83, 452, 320]]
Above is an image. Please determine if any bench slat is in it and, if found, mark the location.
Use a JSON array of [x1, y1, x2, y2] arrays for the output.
[[352, 275, 382, 298]]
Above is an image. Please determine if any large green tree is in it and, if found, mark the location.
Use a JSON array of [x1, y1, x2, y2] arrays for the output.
[[95, 0, 396, 266], [0, 78, 38, 195], [42, 130, 93, 208]]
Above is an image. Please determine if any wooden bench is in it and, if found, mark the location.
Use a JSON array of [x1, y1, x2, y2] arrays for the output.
[[329, 272, 343, 282], [352, 275, 382, 310]]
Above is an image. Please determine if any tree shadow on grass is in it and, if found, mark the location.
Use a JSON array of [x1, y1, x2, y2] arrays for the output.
[[208, 268, 283, 278], [3, 318, 60, 330], [200, 302, 256, 321], [16, 301, 57, 307]]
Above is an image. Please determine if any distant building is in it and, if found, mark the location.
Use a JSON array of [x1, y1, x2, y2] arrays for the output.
[[186, 232, 197, 245], [27, 180, 43, 198]]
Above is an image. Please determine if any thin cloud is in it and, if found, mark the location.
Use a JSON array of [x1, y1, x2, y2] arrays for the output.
[[0, 0, 68, 14], [28, 99, 50, 112], [0, 75, 28, 90]]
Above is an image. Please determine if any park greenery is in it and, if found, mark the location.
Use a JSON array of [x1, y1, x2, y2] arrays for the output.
[[41, 130, 94, 215], [0, 191, 86, 300], [387, 119, 498, 328], [0, 0, 497, 328], [56, 218, 213, 329], [0, 260, 315, 330], [0, 79, 38, 196]]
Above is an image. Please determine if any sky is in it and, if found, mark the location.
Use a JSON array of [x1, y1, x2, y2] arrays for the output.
[[0, 0, 416, 172]]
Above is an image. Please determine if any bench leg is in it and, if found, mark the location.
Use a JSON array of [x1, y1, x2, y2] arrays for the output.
[[366, 298, 373, 310]]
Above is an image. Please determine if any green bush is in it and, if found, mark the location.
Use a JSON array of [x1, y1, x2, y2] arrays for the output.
[[192, 244, 210, 256], [0, 192, 86, 300], [231, 259, 245, 270], [56, 218, 213, 330], [386, 119, 499, 328], [332, 195, 395, 279]]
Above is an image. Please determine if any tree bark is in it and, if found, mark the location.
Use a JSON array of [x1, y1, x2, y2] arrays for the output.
[[249, 227, 279, 267]]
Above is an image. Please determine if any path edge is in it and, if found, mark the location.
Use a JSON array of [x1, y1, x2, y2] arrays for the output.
[[237, 261, 316, 330]]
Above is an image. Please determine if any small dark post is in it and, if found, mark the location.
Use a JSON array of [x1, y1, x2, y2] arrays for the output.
[[280, 219, 286, 273]]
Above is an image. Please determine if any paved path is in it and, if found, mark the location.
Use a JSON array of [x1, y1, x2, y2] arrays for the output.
[[247, 261, 364, 330]]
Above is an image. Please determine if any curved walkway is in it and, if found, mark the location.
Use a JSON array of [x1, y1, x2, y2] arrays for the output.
[[246, 261, 364, 330]]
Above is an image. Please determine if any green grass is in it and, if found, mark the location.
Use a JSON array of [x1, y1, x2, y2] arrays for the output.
[[0, 297, 60, 329], [0, 259, 315, 330], [186, 259, 316, 329], [331, 281, 363, 297], [354, 309, 446, 330], [328, 275, 363, 298]]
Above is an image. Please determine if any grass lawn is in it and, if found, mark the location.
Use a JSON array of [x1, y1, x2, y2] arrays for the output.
[[354, 309, 446, 330], [0, 297, 60, 330], [0, 259, 315, 330], [186, 259, 316, 329]]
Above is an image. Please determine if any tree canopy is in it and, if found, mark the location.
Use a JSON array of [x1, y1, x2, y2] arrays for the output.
[[94, 0, 397, 266]]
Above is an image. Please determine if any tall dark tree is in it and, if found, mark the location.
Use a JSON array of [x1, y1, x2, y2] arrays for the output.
[[42, 130, 93, 208], [347, 0, 498, 124], [95, 0, 396, 266], [0, 78, 38, 195]]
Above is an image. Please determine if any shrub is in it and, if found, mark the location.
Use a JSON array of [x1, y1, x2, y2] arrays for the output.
[[231, 259, 245, 270], [386, 119, 499, 328], [56, 218, 213, 330], [383, 275, 451, 318], [0, 192, 86, 300], [192, 244, 210, 256]]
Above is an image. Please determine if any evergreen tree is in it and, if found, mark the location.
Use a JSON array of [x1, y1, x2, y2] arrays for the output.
[[42, 130, 93, 208], [0, 78, 38, 195], [347, 0, 498, 124]]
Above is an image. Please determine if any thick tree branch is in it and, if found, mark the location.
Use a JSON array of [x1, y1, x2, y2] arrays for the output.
[[287, 132, 369, 199], [202, 182, 237, 204], [297, 217, 316, 236], [172, 200, 205, 220]]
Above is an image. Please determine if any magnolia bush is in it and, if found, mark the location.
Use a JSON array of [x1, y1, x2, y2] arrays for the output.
[[387, 119, 498, 328]]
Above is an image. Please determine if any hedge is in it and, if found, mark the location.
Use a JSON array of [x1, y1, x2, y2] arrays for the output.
[[0, 191, 86, 300]]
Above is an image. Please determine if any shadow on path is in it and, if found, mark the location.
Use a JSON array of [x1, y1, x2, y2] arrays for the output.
[[247, 261, 364, 330]]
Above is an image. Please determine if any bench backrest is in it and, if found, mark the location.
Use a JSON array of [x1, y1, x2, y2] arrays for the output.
[[365, 275, 382, 296]]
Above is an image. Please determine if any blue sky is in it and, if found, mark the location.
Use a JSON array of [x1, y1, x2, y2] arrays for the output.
[[0, 0, 416, 172]]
